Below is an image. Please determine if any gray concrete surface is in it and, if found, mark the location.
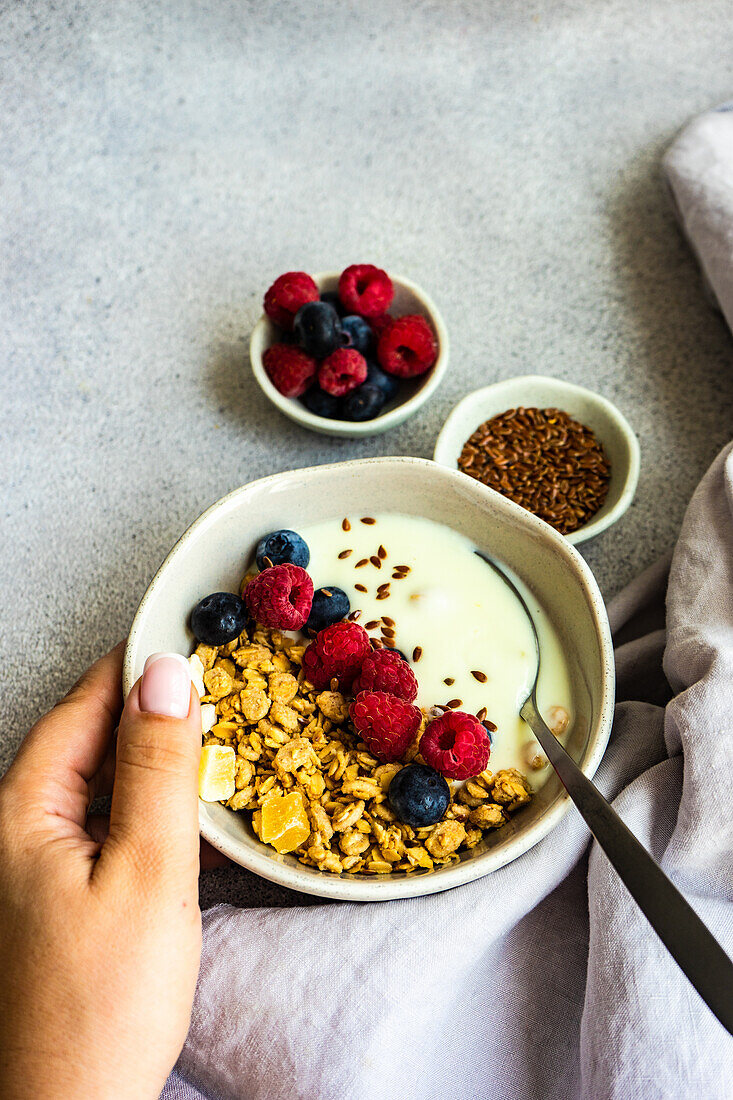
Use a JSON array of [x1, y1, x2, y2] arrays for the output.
[[2, 1, 732, 908]]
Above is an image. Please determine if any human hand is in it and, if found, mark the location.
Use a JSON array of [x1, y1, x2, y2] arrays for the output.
[[0, 645, 207, 1099]]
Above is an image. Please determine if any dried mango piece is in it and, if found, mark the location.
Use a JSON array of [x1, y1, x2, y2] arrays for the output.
[[199, 744, 236, 802], [260, 791, 310, 854]]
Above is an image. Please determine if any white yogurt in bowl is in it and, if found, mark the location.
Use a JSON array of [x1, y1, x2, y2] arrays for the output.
[[301, 513, 572, 785]]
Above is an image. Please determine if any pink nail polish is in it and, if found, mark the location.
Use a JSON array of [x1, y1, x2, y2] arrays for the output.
[[140, 653, 192, 718]]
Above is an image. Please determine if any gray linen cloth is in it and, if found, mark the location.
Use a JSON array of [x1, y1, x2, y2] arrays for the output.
[[161, 108, 733, 1098], [663, 101, 733, 326]]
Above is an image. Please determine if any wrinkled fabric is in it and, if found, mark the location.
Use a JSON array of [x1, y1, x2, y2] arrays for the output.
[[663, 101, 733, 330], [161, 445, 733, 1100]]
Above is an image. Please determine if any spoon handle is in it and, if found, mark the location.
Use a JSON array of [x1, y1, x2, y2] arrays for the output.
[[522, 701, 733, 1036]]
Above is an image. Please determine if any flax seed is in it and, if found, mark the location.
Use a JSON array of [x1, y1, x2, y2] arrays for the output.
[[348, 610, 362, 621], [446, 698, 463, 709], [365, 620, 380, 630], [355, 558, 369, 568], [338, 549, 353, 559], [476, 706, 487, 721], [412, 646, 423, 662], [471, 670, 488, 683], [457, 407, 610, 535], [443, 677, 455, 686], [376, 591, 390, 601], [483, 718, 498, 732], [381, 627, 396, 639], [355, 583, 368, 593], [378, 545, 387, 559], [360, 517, 376, 525], [381, 616, 395, 627], [382, 637, 396, 647], [342, 518, 351, 531], [370, 555, 382, 569]]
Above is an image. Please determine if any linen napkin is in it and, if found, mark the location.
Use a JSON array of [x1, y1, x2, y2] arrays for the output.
[[160, 106, 733, 1098], [662, 101, 733, 329]]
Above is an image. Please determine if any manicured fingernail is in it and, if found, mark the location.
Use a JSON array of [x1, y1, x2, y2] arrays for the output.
[[140, 653, 192, 718]]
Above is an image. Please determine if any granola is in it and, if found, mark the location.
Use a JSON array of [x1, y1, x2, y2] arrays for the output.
[[193, 622, 534, 876]]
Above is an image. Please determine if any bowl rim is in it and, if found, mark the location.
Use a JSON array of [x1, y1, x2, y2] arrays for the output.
[[249, 271, 450, 438], [124, 455, 615, 902], [433, 375, 641, 545]]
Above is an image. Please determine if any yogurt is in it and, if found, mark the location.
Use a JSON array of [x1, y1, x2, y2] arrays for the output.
[[300, 513, 573, 788]]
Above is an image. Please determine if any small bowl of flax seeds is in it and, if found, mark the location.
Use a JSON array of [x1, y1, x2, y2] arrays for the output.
[[433, 375, 640, 545]]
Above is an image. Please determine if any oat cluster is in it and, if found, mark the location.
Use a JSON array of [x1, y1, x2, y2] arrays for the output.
[[193, 617, 533, 877]]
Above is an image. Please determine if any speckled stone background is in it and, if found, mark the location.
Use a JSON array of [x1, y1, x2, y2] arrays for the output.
[[2, 0, 732, 908]]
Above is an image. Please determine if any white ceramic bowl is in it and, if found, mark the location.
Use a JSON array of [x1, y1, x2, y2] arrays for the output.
[[250, 271, 449, 438], [124, 457, 615, 902], [434, 376, 640, 545]]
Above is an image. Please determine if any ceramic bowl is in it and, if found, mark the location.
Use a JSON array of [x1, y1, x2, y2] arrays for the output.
[[124, 457, 615, 902], [249, 271, 449, 438], [433, 376, 640, 545]]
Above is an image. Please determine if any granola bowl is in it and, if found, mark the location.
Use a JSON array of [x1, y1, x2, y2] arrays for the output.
[[124, 457, 614, 902]]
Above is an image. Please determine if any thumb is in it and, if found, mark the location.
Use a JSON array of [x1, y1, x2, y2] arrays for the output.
[[99, 653, 201, 887]]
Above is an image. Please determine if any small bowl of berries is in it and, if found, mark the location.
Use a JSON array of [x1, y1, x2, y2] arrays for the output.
[[250, 265, 449, 437]]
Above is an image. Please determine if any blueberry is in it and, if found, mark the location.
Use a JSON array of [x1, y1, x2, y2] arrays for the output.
[[340, 314, 374, 356], [388, 763, 451, 827], [294, 301, 344, 358], [306, 586, 350, 631], [191, 591, 248, 646], [320, 290, 345, 316], [365, 359, 400, 401], [301, 386, 341, 419], [392, 648, 410, 663], [255, 529, 310, 570], [340, 382, 386, 422]]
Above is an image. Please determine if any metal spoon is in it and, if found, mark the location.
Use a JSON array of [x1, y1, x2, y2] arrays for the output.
[[476, 551, 733, 1036]]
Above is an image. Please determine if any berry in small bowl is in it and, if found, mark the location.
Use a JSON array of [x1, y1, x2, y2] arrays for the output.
[[250, 268, 449, 438]]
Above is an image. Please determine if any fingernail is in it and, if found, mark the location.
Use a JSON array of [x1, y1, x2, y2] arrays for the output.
[[140, 653, 192, 718]]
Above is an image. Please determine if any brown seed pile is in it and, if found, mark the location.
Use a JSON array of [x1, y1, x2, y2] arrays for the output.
[[458, 407, 610, 535]]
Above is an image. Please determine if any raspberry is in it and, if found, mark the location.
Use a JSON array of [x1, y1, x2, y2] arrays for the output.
[[349, 691, 421, 763], [352, 649, 418, 702], [244, 564, 314, 630], [377, 315, 438, 378], [301, 645, 329, 689], [301, 620, 371, 690], [263, 344, 318, 398], [318, 348, 367, 397], [264, 271, 319, 330], [420, 711, 491, 780], [338, 264, 394, 319]]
